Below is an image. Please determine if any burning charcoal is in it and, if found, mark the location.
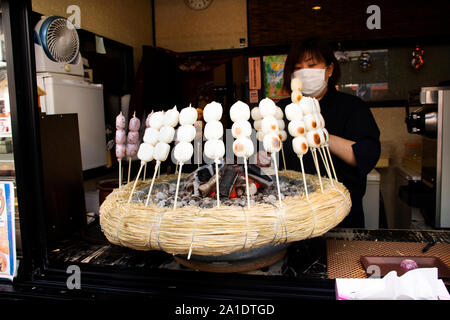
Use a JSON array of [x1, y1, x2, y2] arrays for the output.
[[196, 164, 214, 183], [198, 174, 218, 197], [219, 165, 238, 198], [236, 164, 273, 188]]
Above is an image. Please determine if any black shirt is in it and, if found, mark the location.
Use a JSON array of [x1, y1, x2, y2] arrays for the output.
[[278, 87, 381, 228]]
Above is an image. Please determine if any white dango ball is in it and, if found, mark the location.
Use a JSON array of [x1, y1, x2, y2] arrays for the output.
[[292, 136, 309, 156], [251, 107, 262, 121], [322, 128, 330, 144], [149, 111, 165, 129], [274, 106, 284, 120], [204, 139, 225, 160], [137, 143, 154, 163], [256, 130, 265, 142], [233, 137, 254, 158], [203, 101, 223, 122], [174, 141, 193, 164], [317, 113, 325, 129], [153, 142, 171, 162], [259, 98, 277, 117], [143, 127, 159, 145], [254, 119, 262, 131], [304, 113, 319, 131], [261, 116, 279, 134], [163, 106, 179, 127], [230, 101, 250, 122], [285, 103, 303, 121], [299, 97, 314, 115], [157, 126, 175, 144], [176, 125, 196, 142], [316, 128, 326, 146], [231, 120, 252, 138], [179, 105, 198, 125], [278, 130, 288, 142], [204, 120, 223, 140], [306, 130, 321, 148], [288, 120, 306, 137], [291, 77, 302, 92], [277, 119, 285, 131], [263, 133, 281, 153], [312, 98, 321, 113], [291, 90, 302, 104]]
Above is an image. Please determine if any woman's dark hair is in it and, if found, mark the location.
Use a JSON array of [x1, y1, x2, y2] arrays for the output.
[[282, 37, 341, 92]]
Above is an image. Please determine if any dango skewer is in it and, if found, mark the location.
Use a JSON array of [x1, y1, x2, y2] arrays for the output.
[[292, 135, 309, 200], [128, 143, 154, 203], [142, 110, 154, 181], [306, 130, 324, 193], [204, 101, 225, 208], [126, 112, 141, 184], [230, 101, 254, 209], [115, 112, 126, 189], [172, 105, 197, 209]]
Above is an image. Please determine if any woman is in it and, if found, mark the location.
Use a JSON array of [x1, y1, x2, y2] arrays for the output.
[[278, 37, 381, 228]]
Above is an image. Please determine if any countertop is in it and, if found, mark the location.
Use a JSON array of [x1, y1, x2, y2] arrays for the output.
[[2, 225, 449, 301], [46, 223, 450, 280]]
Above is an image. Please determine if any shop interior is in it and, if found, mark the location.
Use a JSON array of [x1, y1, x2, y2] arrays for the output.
[[1, 0, 449, 299]]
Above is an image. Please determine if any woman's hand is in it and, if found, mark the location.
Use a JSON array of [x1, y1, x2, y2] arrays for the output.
[[328, 134, 357, 167]]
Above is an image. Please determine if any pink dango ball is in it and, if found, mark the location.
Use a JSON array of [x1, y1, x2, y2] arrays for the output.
[[126, 143, 138, 158], [116, 113, 126, 130], [127, 131, 140, 144], [400, 259, 418, 271], [129, 116, 141, 132], [115, 129, 126, 144], [115, 144, 126, 160]]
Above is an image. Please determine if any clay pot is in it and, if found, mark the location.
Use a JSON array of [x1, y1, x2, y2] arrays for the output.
[[97, 179, 119, 206]]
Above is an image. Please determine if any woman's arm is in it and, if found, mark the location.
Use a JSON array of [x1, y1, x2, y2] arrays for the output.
[[328, 134, 357, 167]]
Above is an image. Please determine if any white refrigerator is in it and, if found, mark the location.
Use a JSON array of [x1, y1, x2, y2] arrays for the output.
[[37, 73, 107, 171]]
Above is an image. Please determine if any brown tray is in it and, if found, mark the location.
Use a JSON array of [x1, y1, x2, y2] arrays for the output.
[[360, 256, 450, 278]]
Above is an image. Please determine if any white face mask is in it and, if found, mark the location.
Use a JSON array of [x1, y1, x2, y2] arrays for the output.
[[292, 68, 327, 97]]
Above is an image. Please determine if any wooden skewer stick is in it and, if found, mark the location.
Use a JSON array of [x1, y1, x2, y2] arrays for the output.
[[325, 145, 338, 182], [173, 162, 183, 210], [127, 157, 132, 184], [271, 153, 283, 208], [281, 144, 287, 171], [143, 163, 147, 181], [299, 156, 309, 201], [311, 148, 324, 193], [157, 163, 161, 178], [318, 146, 334, 186], [215, 160, 220, 208], [145, 160, 161, 206], [119, 159, 122, 189], [243, 157, 251, 209], [128, 163, 144, 203], [175, 162, 178, 174], [197, 141, 201, 169]]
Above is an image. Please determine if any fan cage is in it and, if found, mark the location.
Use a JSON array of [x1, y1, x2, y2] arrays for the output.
[[43, 17, 80, 63]]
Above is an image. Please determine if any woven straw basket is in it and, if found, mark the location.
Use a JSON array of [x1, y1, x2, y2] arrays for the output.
[[99, 170, 351, 256]]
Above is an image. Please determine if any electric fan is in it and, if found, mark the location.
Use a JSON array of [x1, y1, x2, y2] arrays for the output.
[[34, 16, 84, 76]]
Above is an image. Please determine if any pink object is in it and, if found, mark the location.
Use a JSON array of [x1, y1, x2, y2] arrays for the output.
[[400, 259, 419, 271], [116, 113, 126, 130], [115, 144, 126, 160], [145, 111, 154, 128], [126, 143, 138, 157], [129, 116, 141, 131], [115, 129, 126, 144], [256, 150, 272, 167], [127, 131, 139, 144]]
